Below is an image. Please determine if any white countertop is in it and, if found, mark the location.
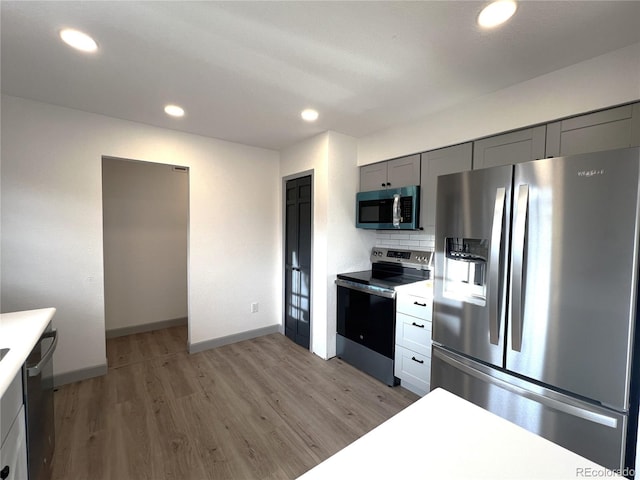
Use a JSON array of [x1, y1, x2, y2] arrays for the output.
[[0, 307, 56, 397], [298, 388, 624, 480], [395, 278, 433, 296]]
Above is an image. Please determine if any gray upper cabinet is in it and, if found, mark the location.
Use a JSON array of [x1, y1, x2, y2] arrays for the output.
[[387, 154, 421, 188], [545, 102, 640, 158], [473, 125, 546, 169], [420, 143, 472, 232], [360, 154, 420, 191], [360, 162, 388, 192]]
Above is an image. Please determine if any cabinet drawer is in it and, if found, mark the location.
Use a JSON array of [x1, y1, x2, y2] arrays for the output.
[[397, 293, 432, 320], [0, 406, 28, 480], [1, 372, 23, 445], [395, 313, 431, 355], [394, 346, 431, 396]]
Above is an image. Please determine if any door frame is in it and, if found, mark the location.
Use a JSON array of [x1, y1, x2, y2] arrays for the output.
[[101, 156, 190, 346], [282, 169, 314, 351]]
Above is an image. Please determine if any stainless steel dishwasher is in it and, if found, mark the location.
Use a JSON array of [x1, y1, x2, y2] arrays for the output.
[[23, 324, 57, 480]]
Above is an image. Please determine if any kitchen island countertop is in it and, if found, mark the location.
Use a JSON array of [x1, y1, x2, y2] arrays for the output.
[[298, 387, 624, 479], [0, 307, 56, 397]]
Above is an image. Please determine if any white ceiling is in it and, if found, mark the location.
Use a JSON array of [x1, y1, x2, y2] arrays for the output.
[[2, 1, 640, 151]]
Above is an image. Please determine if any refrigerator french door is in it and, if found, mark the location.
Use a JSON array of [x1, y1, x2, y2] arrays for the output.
[[431, 147, 640, 473]]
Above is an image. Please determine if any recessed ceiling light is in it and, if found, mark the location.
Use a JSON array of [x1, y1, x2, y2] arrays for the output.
[[478, 1, 517, 29], [164, 105, 185, 117], [301, 109, 319, 122], [59, 28, 98, 53]]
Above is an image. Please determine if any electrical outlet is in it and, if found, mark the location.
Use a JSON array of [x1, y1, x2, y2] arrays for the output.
[[251, 302, 259, 313]]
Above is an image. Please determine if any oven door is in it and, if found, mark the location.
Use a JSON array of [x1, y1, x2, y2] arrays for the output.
[[336, 280, 395, 358]]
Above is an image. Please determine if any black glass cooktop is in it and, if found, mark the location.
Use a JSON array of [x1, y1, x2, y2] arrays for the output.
[[337, 266, 429, 290]]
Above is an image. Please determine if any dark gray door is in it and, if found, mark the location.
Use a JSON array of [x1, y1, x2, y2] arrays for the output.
[[285, 176, 312, 348]]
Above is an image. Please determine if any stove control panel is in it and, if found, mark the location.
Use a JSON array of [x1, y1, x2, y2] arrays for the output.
[[371, 248, 433, 268]]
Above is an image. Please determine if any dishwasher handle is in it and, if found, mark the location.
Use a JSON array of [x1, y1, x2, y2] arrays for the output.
[[27, 329, 58, 377]]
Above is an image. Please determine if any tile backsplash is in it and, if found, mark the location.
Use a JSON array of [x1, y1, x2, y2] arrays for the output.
[[375, 230, 435, 252]]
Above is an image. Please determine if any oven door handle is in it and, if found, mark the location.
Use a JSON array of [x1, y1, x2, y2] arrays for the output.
[[27, 329, 58, 377], [335, 279, 396, 299]]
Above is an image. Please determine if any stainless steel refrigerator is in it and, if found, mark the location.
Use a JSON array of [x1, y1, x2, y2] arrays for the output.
[[431, 146, 640, 474]]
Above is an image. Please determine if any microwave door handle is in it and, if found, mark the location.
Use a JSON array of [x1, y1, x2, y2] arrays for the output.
[[392, 194, 400, 228], [489, 187, 506, 345], [510, 184, 529, 352]]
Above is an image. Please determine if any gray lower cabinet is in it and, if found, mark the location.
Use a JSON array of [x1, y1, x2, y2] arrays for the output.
[[473, 125, 546, 169], [360, 154, 420, 191], [420, 143, 472, 233], [546, 102, 640, 157]]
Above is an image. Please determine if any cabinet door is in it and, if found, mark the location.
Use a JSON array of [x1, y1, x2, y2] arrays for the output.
[[473, 126, 546, 169], [360, 162, 388, 191], [387, 154, 420, 189], [420, 143, 472, 232], [546, 102, 640, 157]]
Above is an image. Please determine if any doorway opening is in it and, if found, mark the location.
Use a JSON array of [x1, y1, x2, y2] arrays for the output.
[[284, 174, 312, 349], [101, 157, 189, 354]]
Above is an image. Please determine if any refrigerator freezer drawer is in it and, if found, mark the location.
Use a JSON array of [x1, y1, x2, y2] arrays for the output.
[[431, 346, 628, 471]]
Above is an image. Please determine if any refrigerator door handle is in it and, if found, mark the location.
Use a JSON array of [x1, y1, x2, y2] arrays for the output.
[[489, 187, 506, 345], [434, 347, 619, 429], [511, 184, 529, 352]]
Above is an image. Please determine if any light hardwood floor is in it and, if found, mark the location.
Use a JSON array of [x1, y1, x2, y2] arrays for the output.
[[51, 326, 418, 479]]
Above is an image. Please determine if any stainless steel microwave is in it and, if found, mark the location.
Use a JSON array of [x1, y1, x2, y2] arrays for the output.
[[356, 185, 420, 230]]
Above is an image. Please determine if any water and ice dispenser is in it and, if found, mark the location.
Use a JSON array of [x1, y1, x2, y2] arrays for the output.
[[443, 237, 488, 306]]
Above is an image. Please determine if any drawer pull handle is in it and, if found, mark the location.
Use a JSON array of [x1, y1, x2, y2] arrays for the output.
[[411, 356, 424, 364], [411, 322, 425, 328], [413, 301, 427, 307]]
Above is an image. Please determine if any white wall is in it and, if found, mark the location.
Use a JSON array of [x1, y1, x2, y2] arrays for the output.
[[102, 158, 188, 332], [358, 42, 640, 165], [0, 95, 281, 379], [325, 132, 377, 358], [280, 131, 375, 358]]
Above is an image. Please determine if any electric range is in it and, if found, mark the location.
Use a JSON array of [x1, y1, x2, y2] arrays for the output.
[[335, 247, 433, 385]]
